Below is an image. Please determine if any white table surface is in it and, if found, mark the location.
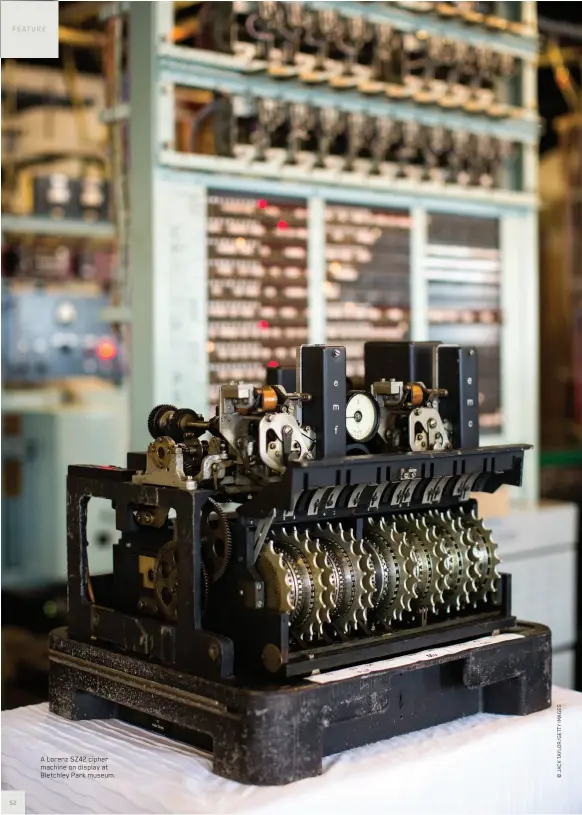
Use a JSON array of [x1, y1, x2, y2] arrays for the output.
[[2, 687, 582, 815]]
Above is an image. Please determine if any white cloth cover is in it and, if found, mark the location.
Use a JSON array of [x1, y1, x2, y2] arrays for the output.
[[2, 687, 582, 814]]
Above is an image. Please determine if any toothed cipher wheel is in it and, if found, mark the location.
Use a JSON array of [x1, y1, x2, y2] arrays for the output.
[[201, 499, 233, 583]]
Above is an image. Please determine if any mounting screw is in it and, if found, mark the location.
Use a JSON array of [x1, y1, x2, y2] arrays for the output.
[[332, 349, 341, 357], [468, 420, 474, 428], [208, 644, 219, 661], [257, 600, 264, 608], [467, 377, 473, 385], [469, 349, 475, 356], [428, 418, 437, 428], [414, 408, 422, 416]]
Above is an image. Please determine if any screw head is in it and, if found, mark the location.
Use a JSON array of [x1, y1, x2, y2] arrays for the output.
[[332, 349, 341, 357], [467, 377, 473, 385], [208, 644, 219, 661]]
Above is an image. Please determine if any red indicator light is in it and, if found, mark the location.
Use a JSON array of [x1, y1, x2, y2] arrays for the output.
[[276, 219, 288, 230], [257, 199, 268, 209], [267, 360, 279, 368], [96, 339, 117, 361], [257, 319, 269, 330]]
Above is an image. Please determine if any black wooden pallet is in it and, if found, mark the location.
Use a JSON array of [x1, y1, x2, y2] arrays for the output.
[[48, 622, 551, 786]]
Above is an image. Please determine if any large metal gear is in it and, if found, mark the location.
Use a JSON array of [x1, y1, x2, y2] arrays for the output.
[[257, 539, 301, 617], [200, 499, 233, 583], [316, 522, 375, 632], [393, 513, 446, 613], [257, 528, 330, 641], [424, 509, 475, 612], [459, 508, 501, 604], [277, 527, 330, 640], [365, 518, 417, 621]]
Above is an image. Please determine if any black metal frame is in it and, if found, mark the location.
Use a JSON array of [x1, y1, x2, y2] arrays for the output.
[[67, 445, 525, 681], [67, 465, 233, 679]]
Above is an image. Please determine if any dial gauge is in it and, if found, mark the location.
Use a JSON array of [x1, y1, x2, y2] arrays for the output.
[[346, 392, 379, 443]]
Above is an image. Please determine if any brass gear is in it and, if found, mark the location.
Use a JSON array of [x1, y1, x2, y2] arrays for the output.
[[257, 527, 331, 641], [460, 508, 501, 604], [276, 527, 330, 641], [425, 509, 475, 612], [316, 522, 375, 632], [200, 499, 233, 583], [154, 539, 179, 621], [367, 518, 417, 620], [394, 513, 445, 613], [257, 539, 299, 617], [363, 530, 399, 624]]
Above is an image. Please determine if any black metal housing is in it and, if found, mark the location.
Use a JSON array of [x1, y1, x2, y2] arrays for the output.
[[49, 621, 552, 785]]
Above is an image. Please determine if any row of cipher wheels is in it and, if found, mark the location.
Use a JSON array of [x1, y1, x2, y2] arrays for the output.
[[258, 507, 500, 641]]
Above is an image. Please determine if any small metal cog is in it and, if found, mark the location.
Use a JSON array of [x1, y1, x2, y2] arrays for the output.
[[154, 539, 179, 621], [148, 404, 176, 439], [200, 499, 233, 583], [425, 509, 476, 612], [317, 522, 375, 632], [459, 508, 501, 603], [367, 517, 417, 620], [393, 513, 445, 613]]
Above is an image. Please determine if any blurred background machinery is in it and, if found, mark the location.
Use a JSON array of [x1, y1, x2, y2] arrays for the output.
[[1, 0, 581, 703]]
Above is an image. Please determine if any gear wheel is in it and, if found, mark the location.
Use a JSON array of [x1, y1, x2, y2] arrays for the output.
[[393, 513, 445, 612], [316, 522, 375, 632], [200, 499, 233, 583], [276, 527, 330, 640], [257, 539, 298, 617], [366, 518, 417, 620], [459, 508, 501, 604], [425, 509, 475, 612], [154, 539, 179, 621], [148, 404, 176, 439]]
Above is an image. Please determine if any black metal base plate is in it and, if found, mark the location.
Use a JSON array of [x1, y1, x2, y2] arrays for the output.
[[49, 623, 552, 786]]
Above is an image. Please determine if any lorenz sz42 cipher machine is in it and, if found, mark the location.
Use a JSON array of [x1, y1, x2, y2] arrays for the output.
[[49, 342, 551, 785]]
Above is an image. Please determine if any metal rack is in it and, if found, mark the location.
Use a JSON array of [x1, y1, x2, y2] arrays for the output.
[[1, 215, 116, 240], [127, 2, 539, 501]]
